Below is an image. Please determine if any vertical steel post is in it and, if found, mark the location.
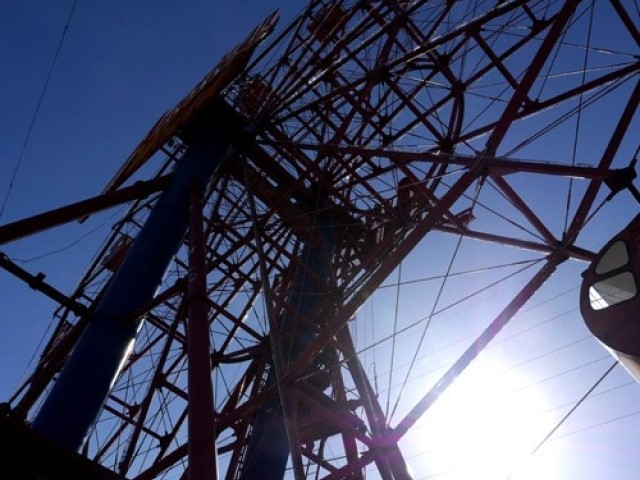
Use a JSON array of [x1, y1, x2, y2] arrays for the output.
[[187, 183, 218, 480], [337, 328, 410, 480], [32, 106, 233, 451], [238, 208, 336, 480]]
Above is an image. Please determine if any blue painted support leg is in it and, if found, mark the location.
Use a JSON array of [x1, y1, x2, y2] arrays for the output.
[[239, 214, 336, 480], [32, 109, 233, 451]]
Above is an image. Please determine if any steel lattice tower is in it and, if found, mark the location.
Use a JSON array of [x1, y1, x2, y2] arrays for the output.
[[1, 1, 639, 480]]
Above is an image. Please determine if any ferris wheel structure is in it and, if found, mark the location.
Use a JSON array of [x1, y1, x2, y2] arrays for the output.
[[1, 1, 639, 480]]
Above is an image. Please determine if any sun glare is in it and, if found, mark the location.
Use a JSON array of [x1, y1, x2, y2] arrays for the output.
[[406, 357, 559, 480]]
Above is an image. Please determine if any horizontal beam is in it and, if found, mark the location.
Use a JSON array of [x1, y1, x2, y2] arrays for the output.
[[435, 225, 596, 262], [0, 175, 171, 245], [285, 142, 625, 180], [0, 253, 87, 315]]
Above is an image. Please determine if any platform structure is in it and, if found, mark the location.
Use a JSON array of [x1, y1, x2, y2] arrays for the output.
[[1, 1, 639, 480]]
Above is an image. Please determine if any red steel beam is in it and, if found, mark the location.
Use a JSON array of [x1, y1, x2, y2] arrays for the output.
[[483, 0, 581, 155], [318, 252, 566, 480], [0, 253, 88, 316], [287, 163, 483, 382], [566, 79, 640, 242], [459, 62, 639, 145], [337, 327, 411, 480], [118, 313, 184, 473], [275, 0, 528, 123], [296, 385, 374, 448], [435, 224, 595, 262], [291, 143, 624, 181], [609, 0, 640, 47], [268, 4, 380, 115], [333, 369, 363, 480], [393, 252, 566, 439], [490, 176, 557, 245], [134, 357, 271, 480], [187, 184, 218, 480], [0, 175, 171, 245], [242, 158, 307, 480]]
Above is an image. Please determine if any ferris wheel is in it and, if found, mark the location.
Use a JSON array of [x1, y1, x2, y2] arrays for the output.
[[1, 1, 639, 480]]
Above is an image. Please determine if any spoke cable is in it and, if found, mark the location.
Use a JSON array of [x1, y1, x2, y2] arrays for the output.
[[357, 257, 543, 357], [385, 260, 403, 421], [564, 0, 595, 235], [387, 178, 483, 422], [504, 360, 619, 480]]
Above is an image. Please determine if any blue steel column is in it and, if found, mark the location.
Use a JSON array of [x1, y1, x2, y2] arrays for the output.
[[239, 213, 336, 480], [32, 108, 233, 451]]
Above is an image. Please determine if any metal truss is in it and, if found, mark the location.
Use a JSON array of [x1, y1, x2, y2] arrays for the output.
[[2, 1, 638, 479]]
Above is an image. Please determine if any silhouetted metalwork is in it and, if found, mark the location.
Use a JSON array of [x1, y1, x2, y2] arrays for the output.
[[1, 1, 638, 480]]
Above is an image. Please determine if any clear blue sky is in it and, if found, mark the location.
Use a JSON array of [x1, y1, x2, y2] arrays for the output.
[[1, 2, 639, 480]]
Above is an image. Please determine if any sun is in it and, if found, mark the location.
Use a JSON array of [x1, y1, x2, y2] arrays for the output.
[[405, 356, 559, 480]]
